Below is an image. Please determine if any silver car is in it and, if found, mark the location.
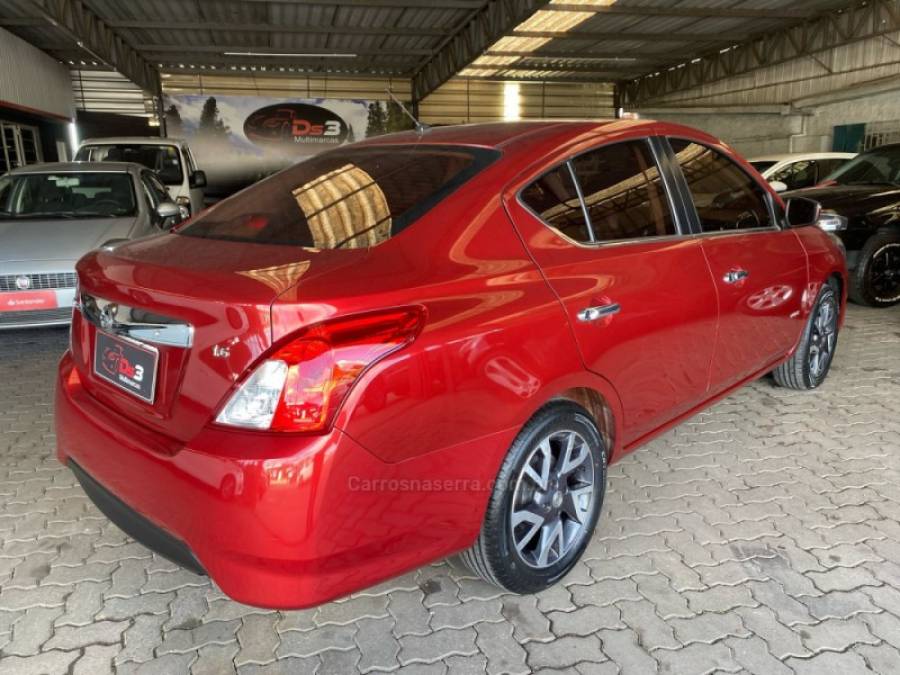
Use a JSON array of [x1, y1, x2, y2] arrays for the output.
[[0, 162, 181, 329]]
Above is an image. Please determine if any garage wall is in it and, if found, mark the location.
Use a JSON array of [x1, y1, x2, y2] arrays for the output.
[[0, 27, 74, 120], [419, 79, 615, 124], [161, 73, 615, 125], [631, 29, 900, 157]]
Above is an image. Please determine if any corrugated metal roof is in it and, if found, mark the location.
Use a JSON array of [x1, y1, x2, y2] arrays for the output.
[[0, 0, 859, 88]]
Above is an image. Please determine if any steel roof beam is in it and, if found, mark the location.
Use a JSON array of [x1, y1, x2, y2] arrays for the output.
[[465, 62, 644, 74], [411, 0, 552, 102], [510, 30, 750, 42], [547, 4, 818, 19], [26, 0, 159, 93], [488, 49, 661, 61], [133, 44, 433, 57], [188, 0, 484, 7], [103, 20, 449, 37], [621, 0, 900, 106]]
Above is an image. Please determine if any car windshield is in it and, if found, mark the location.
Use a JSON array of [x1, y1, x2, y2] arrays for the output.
[[0, 172, 137, 219], [179, 144, 499, 249], [749, 160, 777, 174], [75, 143, 183, 185], [824, 146, 900, 186]]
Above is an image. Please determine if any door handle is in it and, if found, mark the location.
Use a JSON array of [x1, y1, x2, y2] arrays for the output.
[[722, 269, 749, 284], [577, 303, 621, 322]]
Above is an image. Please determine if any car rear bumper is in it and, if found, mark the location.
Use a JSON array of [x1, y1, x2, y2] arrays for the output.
[[56, 350, 506, 608], [68, 459, 206, 575], [0, 306, 73, 329]]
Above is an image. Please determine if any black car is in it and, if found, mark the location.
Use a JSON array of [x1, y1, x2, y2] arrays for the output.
[[786, 143, 900, 307]]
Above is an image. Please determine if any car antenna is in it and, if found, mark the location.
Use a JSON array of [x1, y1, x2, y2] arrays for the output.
[[386, 89, 429, 136]]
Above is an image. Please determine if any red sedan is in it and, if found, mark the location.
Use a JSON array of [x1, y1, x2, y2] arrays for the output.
[[56, 120, 846, 609]]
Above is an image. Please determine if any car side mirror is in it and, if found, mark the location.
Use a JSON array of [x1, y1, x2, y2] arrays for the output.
[[784, 197, 821, 229], [156, 201, 181, 229], [190, 170, 207, 189], [769, 180, 788, 193]]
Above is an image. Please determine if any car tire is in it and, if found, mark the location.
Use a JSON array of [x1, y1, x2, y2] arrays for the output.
[[772, 281, 839, 390], [848, 231, 900, 307], [460, 401, 607, 594]]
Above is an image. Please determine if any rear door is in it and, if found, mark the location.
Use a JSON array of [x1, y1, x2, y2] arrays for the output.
[[664, 138, 808, 392], [506, 138, 719, 445]]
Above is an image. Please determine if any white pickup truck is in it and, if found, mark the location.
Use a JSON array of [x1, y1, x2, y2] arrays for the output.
[[75, 137, 207, 216]]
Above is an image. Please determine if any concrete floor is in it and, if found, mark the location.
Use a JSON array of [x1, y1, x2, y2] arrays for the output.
[[0, 304, 898, 675]]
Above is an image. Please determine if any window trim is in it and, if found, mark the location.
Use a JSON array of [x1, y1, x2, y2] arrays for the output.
[[515, 136, 692, 250], [661, 136, 782, 238]]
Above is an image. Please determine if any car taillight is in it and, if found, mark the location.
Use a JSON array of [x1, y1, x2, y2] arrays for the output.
[[215, 307, 425, 433]]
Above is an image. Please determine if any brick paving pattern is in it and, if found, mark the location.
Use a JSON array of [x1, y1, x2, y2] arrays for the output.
[[0, 304, 898, 674]]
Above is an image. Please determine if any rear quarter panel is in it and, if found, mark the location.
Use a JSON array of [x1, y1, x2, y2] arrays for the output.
[[269, 160, 624, 466]]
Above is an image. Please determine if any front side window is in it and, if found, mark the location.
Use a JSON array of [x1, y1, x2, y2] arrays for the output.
[[571, 141, 676, 242], [141, 172, 170, 206], [669, 139, 773, 233], [76, 144, 184, 185], [771, 160, 817, 190], [179, 145, 498, 249], [750, 160, 777, 174], [824, 146, 900, 186], [0, 172, 137, 219], [520, 164, 590, 243]]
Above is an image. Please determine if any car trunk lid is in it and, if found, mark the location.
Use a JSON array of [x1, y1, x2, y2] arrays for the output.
[[71, 233, 366, 444]]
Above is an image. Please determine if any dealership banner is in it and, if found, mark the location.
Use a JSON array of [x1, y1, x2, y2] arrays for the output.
[[162, 93, 412, 197]]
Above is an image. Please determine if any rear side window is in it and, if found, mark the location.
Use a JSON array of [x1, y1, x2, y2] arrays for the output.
[[520, 164, 590, 243], [571, 141, 676, 242], [180, 145, 499, 249], [669, 139, 774, 233]]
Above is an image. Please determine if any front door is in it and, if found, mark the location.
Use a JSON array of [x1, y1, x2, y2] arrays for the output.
[[666, 138, 808, 391], [506, 138, 718, 445]]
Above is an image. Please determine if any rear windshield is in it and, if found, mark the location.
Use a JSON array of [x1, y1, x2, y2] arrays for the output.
[[179, 144, 499, 249]]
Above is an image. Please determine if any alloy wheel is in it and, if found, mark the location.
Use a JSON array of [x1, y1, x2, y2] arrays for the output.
[[808, 294, 838, 379], [510, 430, 595, 569], [870, 243, 900, 303]]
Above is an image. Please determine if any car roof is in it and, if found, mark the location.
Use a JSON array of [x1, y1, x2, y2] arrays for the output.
[[6, 161, 142, 175], [353, 119, 713, 152], [749, 152, 856, 162], [79, 136, 185, 146]]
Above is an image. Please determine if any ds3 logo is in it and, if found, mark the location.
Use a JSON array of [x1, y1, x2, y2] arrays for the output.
[[244, 103, 349, 147]]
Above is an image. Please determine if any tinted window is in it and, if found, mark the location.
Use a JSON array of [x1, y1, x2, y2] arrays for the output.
[[76, 144, 183, 185], [750, 160, 777, 174], [520, 164, 590, 243], [824, 146, 900, 186], [571, 141, 676, 242], [771, 160, 817, 190], [143, 172, 170, 205], [817, 158, 849, 179], [669, 139, 773, 233], [180, 145, 498, 249]]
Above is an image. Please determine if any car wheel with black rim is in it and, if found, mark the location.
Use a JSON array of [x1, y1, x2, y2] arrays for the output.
[[460, 402, 607, 593], [849, 231, 900, 307], [773, 281, 840, 390]]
